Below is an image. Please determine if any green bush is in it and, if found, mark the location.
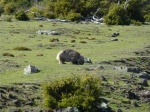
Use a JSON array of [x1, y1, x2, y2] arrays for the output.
[[4, 3, 16, 15], [5, 16, 12, 22], [43, 74, 102, 111], [44, 12, 56, 19], [15, 11, 29, 21], [131, 20, 142, 26], [104, 5, 130, 25], [0, 4, 4, 16], [144, 14, 150, 22], [66, 10, 81, 21]]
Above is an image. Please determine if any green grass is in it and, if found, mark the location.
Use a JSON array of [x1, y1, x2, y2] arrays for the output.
[[0, 20, 149, 84], [0, 19, 150, 111]]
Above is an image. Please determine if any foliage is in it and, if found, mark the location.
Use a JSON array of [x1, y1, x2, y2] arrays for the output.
[[131, 20, 142, 26], [126, 0, 145, 23], [0, 3, 4, 16], [43, 11, 56, 19], [66, 10, 81, 21], [27, 6, 44, 18], [104, 5, 130, 25], [144, 14, 150, 22], [15, 11, 29, 21], [43, 74, 103, 111], [4, 2, 16, 15], [4, 16, 12, 22], [0, 0, 150, 23]]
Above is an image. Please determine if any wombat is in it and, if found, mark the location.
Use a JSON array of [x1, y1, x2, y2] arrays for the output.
[[56, 49, 84, 65]]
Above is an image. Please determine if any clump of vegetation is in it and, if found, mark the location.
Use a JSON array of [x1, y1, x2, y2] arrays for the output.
[[131, 20, 142, 26], [70, 40, 75, 43], [66, 10, 81, 21], [5, 16, 12, 22], [80, 41, 87, 44], [144, 14, 150, 22], [104, 5, 130, 25], [4, 3, 16, 15], [50, 38, 59, 42], [43, 74, 103, 111], [88, 38, 96, 40], [15, 11, 29, 21], [2, 53, 14, 57], [39, 25, 43, 27], [13, 46, 31, 51]]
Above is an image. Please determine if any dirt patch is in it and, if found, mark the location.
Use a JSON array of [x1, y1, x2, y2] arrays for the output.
[[0, 83, 44, 111]]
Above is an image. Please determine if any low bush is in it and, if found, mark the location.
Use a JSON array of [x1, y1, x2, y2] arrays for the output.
[[2, 53, 14, 57], [144, 14, 150, 22], [15, 11, 29, 21], [43, 74, 103, 111], [80, 41, 87, 43], [70, 40, 75, 43], [66, 10, 81, 22], [131, 20, 142, 26], [13, 46, 31, 51]]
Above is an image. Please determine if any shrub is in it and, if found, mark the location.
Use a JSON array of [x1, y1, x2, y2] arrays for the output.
[[4, 3, 16, 15], [39, 25, 43, 27], [44, 12, 56, 19], [66, 10, 81, 21], [2, 53, 14, 57], [144, 14, 150, 22], [80, 41, 87, 44], [104, 5, 130, 25], [15, 11, 29, 21], [131, 20, 142, 26], [5, 16, 12, 22], [13, 46, 31, 51], [43, 74, 102, 111], [0, 4, 4, 16], [70, 40, 75, 43]]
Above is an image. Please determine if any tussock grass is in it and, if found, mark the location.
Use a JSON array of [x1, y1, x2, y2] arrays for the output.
[[2, 53, 14, 57], [13, 46, 31, 51]]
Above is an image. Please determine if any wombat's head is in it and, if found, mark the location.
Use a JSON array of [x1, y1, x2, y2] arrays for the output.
[[77, 55, 84, 65]]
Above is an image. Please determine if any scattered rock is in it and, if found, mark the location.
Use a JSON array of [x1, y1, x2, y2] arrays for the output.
[[138, 79, 149, 86], [36, 30, 61, 35], [98, 102, 113, 112], [116, 109, 123, 112], [24, 65, 39, 74], [110, 33, 120, 37], [137, 72, 150, 80], [131, 100, 139, 107], [86, 65, 104, 71], [100, 75, 107, 81], [53, 107, 79, 112], [114, 66, 140, 73], [127, 67, 140, 73], [7, 93, 17, 99], [125, 90, 139, 100], [111, 38, 118, 41]]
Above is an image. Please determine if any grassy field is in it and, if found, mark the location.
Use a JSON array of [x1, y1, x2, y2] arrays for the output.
[[0, 18, 150, 111]]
